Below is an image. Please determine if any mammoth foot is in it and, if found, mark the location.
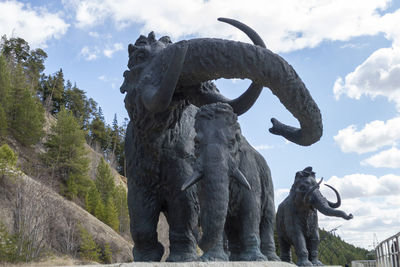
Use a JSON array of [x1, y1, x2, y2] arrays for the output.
[[264, 251, 281, 261], [311, 259, 324, 266], [297, 257, 314, 266], [201, 249, 229, 262], [166, 252, 198, 262], [230, 249, 268, 261], [133, 242, 164, 262]]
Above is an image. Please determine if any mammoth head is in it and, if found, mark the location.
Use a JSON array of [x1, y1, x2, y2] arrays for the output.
[[181, 103, 250, 192], [121, 18, 323, 146], [290, 167, 353, 220]]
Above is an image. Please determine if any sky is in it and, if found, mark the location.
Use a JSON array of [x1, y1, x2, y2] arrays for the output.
[[1, 0, 399, 250]]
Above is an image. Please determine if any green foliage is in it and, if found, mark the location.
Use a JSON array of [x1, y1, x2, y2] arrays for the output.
[[85, 158, 127, 232], [0, 36, 47, 90], [7, 65, 45, 146], [44, 108, 90, 199], [95, 158, 115, 202], [113, 185, 129, 234], [104, 196, 119, 232], [85, 183, 101, 215], [274, 228, 373, 266], [89, 109, 110, 151], [0, 55, 11, 117], [78, 225, 100, 262], [0, 39, 45, 146], [0, 107, 7, 138], [0, 144, 17, 179], [38, 69, 65, 114], [94, 196, 106, 222], [318, 229, 373, 265], [100, 243, 113, 264], [0, 222, 18, 262]]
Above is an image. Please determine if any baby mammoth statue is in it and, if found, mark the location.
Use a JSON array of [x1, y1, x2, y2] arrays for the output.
[[276, 167, 353, 266]]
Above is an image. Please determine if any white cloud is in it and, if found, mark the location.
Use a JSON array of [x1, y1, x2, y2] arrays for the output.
[[63, 0, 397, 53], [334, 117, 400, 154], [80, 45, 99, 60], [98, 75, 106, 81], [321, 173, 400, 199], [0, 1, 69, 47], [334, 46, 400, 110], [362, 146, 400, 168], [103, 43, 123, 58], [254, 144, 273, 151], [88, 31, 99, 38]]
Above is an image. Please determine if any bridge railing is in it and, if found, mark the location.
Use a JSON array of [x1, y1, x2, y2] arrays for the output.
[[376, 232, 400, 267]]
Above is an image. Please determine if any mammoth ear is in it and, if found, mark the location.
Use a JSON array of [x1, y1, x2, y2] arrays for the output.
[[181, 170, 203, 191], [232, 168, 251, 190]]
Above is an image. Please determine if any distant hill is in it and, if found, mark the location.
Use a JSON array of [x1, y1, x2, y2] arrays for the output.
[[274, 228, 374, 266]]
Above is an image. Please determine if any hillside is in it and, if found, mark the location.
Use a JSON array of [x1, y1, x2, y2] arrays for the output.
[[273, 228, 374, 266], [0, 170, 133, 263]]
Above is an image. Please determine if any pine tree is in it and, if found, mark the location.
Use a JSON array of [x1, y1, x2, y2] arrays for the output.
[[39, 69, 65, 114], [85, 184, 101, 215], [64, 84, 90, 125], [113, 185, 129, 234], [0, 144, 17, 180], [89, 107, 111, 152], [0, 55, 11, 113], [0, 106, 7, 139], [104, 195, 119, 232], [44, 108, 90, 199], [8, 65, 44, 146], [95, 158, 115, 202], [78, 225, 100, 262], [94, 198, 105, 222], [101, 243, 112, 264]]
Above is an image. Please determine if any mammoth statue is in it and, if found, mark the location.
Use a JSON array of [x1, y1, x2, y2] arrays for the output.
[[182, 103, 280, 262], [120, 17, 322, 262], [276, 167, 353, 266]]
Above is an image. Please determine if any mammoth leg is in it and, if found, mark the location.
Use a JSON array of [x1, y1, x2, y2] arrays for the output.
[[292, 234, 313, 266], [225, 215, 242, 261], [164, 157, 199, 262], [260, 169, 280, 260], [278, 236, 292, 263], [128, 181, 164, 261], [307, 229, 323, 265], [230, 189, 267, 261]]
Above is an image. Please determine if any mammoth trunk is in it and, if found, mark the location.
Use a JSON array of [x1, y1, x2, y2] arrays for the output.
[[177, 39, 322, 146], [311, 190, 352, 220], [198, 145, 230, 252]]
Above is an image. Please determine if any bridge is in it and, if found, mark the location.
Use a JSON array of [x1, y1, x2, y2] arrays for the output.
[[375, 231, 400, 267]]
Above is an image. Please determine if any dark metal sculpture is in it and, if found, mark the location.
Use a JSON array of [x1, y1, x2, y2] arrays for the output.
[[120, 17, 323, 262], [182, 103, 279, 262], [276, 167, 353, 266]]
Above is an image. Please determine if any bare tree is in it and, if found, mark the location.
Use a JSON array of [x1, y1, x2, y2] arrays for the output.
[[13, 177, 54, 261]]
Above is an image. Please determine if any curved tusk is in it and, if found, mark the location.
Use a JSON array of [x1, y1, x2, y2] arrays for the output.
[[141, 41, 189, 113], [217, 17, 265, 116], [232, 168, 251, 190], [324, 184, 341, 208], [181, 170, 203, 191]]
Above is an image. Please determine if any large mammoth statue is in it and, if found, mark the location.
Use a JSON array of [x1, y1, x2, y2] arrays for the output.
[[121, 17, 322, 262], [276, 167, 353, 266], [182, 103, 280, 261]]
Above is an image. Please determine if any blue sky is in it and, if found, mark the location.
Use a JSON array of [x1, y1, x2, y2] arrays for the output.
[[1, 0, 399, 249]]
